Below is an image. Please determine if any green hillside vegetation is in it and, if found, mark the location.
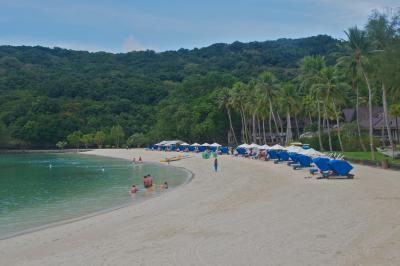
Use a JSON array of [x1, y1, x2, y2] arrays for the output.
[[0, 9, 399, 158], [0, 35, 340, 148]]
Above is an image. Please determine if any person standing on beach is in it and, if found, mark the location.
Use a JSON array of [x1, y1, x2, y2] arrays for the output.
[[214, 158, 218, 172]]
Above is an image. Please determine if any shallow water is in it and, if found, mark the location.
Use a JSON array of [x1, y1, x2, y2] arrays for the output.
[[0, 153, 189, 238]]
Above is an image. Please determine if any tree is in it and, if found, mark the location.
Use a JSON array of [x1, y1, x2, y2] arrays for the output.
[[337, 43, 367, 151], [67, 131, 82, 150], [299, 55, 326, 151], [110, 125, 125, 147], [81, 134, 93, 149], [230, 82, 249, 143], [279, 83, 297, 145], [56, 140, 67, 150], [344, 26, 376, 160], [127, 133, 150, 147], [94, 131, 106, 148], [390, 104, 400, 143], [366, 10, 400, 151], [0, 122, 10, 145], [257, 71, 281, 143], [311, 66, 350, 151], [217, 87, 238, 145]]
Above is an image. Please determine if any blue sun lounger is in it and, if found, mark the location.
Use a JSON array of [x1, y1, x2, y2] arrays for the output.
[[220, 147, 229, 154], [274, 151, 290, 164], [309, 157, 330, 174], [292, 155, 312, 170], [268, 150, 279, 160], [312, 159, 354, 178], [287, 152, 300, 166], [236, 148, 246, 156]]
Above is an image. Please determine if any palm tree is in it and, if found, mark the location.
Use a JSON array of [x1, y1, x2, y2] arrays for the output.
[[246, 80, 259, 143], [312, 66, 351, 151], [280, 83, 297, 145], [301, 95, 316, 129], [390, 104, 400, 143], [255, 90, 269, 144], [344, 26, 376, 160], [337, 48, 367, 151], [258, 71, 281, 143], [217, 87, 238, 145], [231, 82, 250, 143], [332, 98, 345, 152], [366, 11, 398, 151], [299, 55, 326, 151]]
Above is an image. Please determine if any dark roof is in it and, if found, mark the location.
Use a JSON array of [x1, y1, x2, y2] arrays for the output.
[[342, 107, 400, 129]]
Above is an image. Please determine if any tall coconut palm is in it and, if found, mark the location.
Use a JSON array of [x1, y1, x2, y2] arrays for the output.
[[280, 83, 297, 145], [247, 80, 259, 143], [312, 66, 351, 151], [299, 55, 326, 151], [344, 26, 376, 160], [217, 87, 238, 145], [301, 95, 316, 129], [390, 104, 400, 143], [337, 48, 367, 151], [231, 82, 250, 143], [258, 71, 281, 143], [366, 10, 399, 152], [255, 90, 269, 144]]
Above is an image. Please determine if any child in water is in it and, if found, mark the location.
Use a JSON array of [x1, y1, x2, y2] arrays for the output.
[[160, 181, 168, 190], [130, 185, 138, 194]]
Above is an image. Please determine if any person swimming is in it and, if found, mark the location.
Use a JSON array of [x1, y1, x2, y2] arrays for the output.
[[143, 175, 153, 189], [138, 156, 142, 162], [130, 185, 138, 194], [160, 181, 168, 190]]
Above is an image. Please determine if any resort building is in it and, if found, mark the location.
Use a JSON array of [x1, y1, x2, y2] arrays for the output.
[[343, 107, 400, 142]]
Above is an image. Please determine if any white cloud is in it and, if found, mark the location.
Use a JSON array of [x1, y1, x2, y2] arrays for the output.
[[122, 36, 150, 52]]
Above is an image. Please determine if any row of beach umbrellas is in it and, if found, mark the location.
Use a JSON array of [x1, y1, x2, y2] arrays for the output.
[[155, 142, 222, 147], [237, 143, 325, 158]]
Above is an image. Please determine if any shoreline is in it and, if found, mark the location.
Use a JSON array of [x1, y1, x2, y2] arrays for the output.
[[0, 152, 194, 241], [1, 149, 400, 265], [0, 149, 92, 154]]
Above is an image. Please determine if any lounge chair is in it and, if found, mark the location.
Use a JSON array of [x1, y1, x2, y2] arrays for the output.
[[309, 157, 330, 175], [287, 152, 300, 166], [220, 147, 229, 154], [292, 155, 312, 170], [268, 150, 279, 160], [312, 159, 354, 179], [274, 151, 290, 164]]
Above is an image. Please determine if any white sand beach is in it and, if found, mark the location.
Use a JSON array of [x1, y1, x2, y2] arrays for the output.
[[1, 149, 400, 266]]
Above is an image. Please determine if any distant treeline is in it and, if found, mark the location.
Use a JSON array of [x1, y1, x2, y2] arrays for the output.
[[0, 35, 340, 148]]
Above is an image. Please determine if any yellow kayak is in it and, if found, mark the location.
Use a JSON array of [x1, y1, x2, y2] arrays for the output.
[[160, 157, 182, 162]]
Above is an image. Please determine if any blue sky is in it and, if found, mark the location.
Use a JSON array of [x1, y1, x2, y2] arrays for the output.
[[0, 0, 398, 52]]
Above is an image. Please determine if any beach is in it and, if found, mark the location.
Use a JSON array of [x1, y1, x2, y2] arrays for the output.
[[1, 149, 400, 266]]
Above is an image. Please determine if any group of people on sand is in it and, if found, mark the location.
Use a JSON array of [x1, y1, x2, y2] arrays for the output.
[[130, 174, 169, 195]]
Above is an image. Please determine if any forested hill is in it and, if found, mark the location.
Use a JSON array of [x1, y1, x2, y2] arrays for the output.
[[0, 35, 340, 148]]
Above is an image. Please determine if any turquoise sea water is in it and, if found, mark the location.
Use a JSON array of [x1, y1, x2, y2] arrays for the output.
[[0, 153, 189, 238]]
